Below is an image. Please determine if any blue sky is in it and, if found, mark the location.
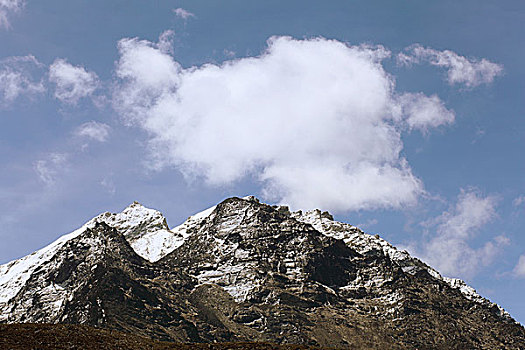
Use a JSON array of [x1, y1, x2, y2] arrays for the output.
[[1, 0, 525, 323]]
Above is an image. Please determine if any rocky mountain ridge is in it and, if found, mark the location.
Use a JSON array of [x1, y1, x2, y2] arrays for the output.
[[0, 196, 523, 349]]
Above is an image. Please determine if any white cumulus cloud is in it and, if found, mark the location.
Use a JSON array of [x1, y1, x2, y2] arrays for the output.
[[0, 55, 45, 105], [75, 121, 111, 142], [112, 34, 461, 212], [0, 0, 23, 29], [49, 59, 99, 105], [415, 189, 507, 278], [398, 44, 503, 88]]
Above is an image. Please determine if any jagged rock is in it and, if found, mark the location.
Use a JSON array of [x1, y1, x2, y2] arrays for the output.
[[0, 196, 524, 349]]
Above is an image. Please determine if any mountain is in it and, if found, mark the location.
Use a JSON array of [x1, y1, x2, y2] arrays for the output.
[[0, 196, 524, 349]]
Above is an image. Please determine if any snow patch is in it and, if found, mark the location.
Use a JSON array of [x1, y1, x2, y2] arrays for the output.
[[129, 229, 184, 262], [196, 264, 259, 302]]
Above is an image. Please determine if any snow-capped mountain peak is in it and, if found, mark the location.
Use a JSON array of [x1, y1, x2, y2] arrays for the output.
[[0, 201, 208, 314], [0, 196, 522, 348], [95, 201, 170, 238], [91, 201, 178, 262]]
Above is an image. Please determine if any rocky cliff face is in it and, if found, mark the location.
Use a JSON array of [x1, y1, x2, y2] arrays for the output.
[[0, 196, 524, 349]]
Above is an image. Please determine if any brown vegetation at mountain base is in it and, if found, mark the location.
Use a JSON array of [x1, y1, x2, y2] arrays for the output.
[[0, 323, 334, 350]]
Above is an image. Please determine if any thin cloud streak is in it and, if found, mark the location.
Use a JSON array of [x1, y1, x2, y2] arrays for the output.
[[173, 8, 195, 20], [34, 153, 68, 186], [513, 255, 525, 278], [398, 44, 503, 88], [411, 189, 508, 279], [0, 0, 24, 29], [75, 121, 111, 142], [0, 55, 45, 105]]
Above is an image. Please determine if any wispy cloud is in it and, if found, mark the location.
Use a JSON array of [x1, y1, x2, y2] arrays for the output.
[[356, 218, 378, 230], [173, 8, 195, 20], [34, 153, 68, 186], [0, 0, 24, 29], [100, 176, 116, 195], [75, 121, 111, 142], [223, 49, 236, 58], [49, 59, 99, 105], [513, 255, 525, 278], [398, 44, 503, 88], [513, 195, 525, 208], [0, 55, 45, 105], [398, 92, 455, 133], [413, 189, 507, 278]]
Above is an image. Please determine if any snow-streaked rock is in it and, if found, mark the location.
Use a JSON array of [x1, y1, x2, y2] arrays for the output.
[[289, 207, 503, 313], [0, 197, 505, 313], [443, 277, 511, 319], [0, 201, 215, 318], [0, 195, 522, 349], [0, 226, 87, 308]]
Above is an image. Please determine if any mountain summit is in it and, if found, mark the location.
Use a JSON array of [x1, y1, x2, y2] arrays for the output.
[[0, 196, 523, 348]]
